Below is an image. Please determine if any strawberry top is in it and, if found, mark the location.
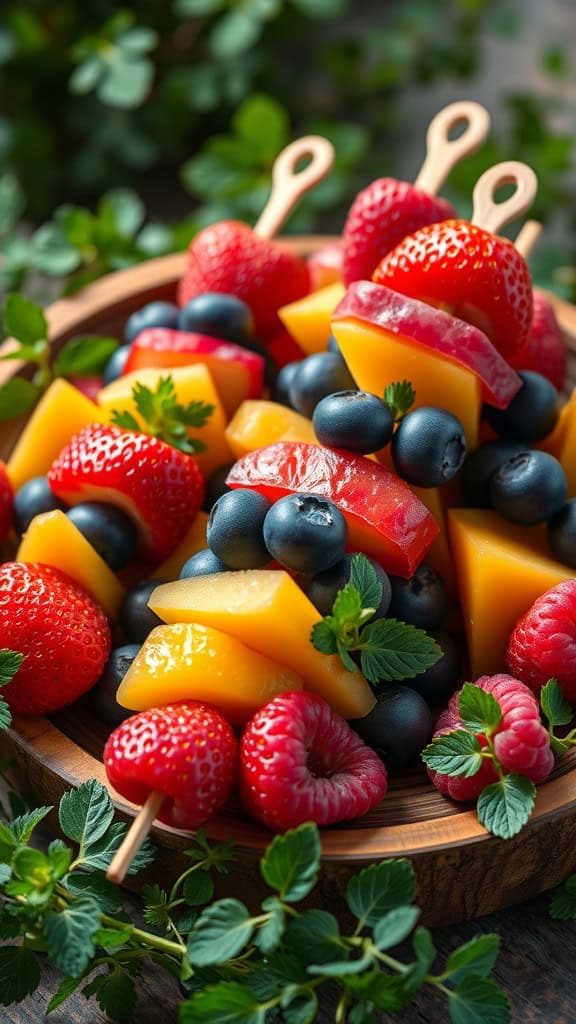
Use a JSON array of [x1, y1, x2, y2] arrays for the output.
[[373, 219, 533, 358]]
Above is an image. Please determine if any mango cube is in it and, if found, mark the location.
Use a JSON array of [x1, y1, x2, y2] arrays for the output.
[[225, 401, 316, 459], [279, 283, 345, 355]]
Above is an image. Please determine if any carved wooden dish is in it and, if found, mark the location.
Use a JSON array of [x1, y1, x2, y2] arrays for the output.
[[2, 239, 576, 926]]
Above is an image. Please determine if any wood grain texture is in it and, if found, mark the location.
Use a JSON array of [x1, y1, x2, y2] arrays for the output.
[[1, 240, 576, 927]]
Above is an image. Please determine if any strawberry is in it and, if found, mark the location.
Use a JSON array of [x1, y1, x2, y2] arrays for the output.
[[48, 424, 204, 561], [509, 289, 567, 390], [0, 562, 110, 715], [373, 220, 533, 358], [0, 460, 13, 544], [178, 220, 310, 340], [104, 702, 237, 829], [342, 179, 455, 286]]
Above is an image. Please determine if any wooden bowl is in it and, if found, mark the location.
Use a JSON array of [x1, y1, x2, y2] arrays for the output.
[[2, 238, 576, 926]]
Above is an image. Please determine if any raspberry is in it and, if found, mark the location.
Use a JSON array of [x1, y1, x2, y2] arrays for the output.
[[507, 580, 576, 702], [239, 691, 388, 831]]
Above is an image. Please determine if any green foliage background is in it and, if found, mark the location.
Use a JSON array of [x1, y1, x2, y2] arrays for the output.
[[0, 0, 574, 299]]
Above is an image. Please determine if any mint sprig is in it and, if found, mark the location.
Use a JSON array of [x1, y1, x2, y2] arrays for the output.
[[383, 379, 416, 421], [310, 553, 442, 685], [539, 678, 576, 755], [0, 649, 24, 731], [111, 374, 214, 455]]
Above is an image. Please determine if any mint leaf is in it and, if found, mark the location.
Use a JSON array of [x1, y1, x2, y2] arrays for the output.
[[421, 730, 484, 777], [43, 895, 101, 976], [254, 896, 284, 954], [53, 336, 119, 377], [113, 374, 213, 454], [0, 696, 11, 730], [85, 971, 137, 1022], [260, 822, 321, 902], [46, 976, 84, 1014], [9, 805, 52, 843], [281, 989, 317, 1024], [93, 924, 134, 949], [48, 838, 72, 878], [0, 649, 24, 686], [111, 409, 141, 432], [404, 926, 436, 990], [383, 379, 415, 420], [180, 981, 266, 1024], [0, 377, 39, 420], [349, 553, 383, 611], [372, 905, 420, 950], [76, 821, 154, 874], [359, 618, 442, 683], [477, 774, 536, 839], [64, 872, 124, 912], [347, 859, 416, 928], [310, 619, 338, 655], [142, 882, 170, 928], [0, 819, 18, 861], [337, 637, 358, 673], [183, 869, 214, 907], [446, 934, 500, 983], [3, 293, 47, 346], [458, 684, 502, 735], [541, 678, 573, 727], [59, 780, 115, 851], [187, 899, 254, 966], [0, 946, 40, 1005], [448, 975, 511, 1024], [550, 875, 576, 919], [284, 909, 344, 965], [332, 581, 363, 622]]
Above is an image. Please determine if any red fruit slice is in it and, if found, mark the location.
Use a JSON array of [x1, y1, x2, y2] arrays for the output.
[[308, 241, 343, 290], [123, 329, 264, 416], [333, 281, 522, 409], [227, 441, 438, 577]]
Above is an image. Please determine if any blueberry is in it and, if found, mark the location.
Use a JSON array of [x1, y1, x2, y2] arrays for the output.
[[207, 489, 271, 569], [484, 370, 559, 442], [400, 631, 462, 706], [351, 686, 433, 770], [388, 564, 448, 631], [13, 477, 67, 534], [67, 502, 138, 570], [313, 391, 394, 454], [459, 441, 529, 507], [392, 406, 467, 487], [124, 301, 180, 344], [178, 292, 254, 346], [308, 553, 391, 619], [102, 344, 131, 385], [274, 361, 300, 407], [490, 450, 567, 525], [327, 334, 341, 355], [263, 492, 347, 573], [120, 579, 168, 644], [180, 548, 229, 579], [201, 463, 234, 514], [289, 352, 355, 418], [548, 500, 576, 568], [90, 645, 140, 729]]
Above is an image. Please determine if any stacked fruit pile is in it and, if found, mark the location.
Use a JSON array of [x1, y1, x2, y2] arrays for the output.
[[0, 110, 575, 856]]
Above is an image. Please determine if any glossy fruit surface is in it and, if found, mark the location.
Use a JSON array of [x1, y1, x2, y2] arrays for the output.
[[239, 691, 388, 830], [273, 361, 300, 407], [510, 289, 567, 390], [490, 450, 567, 525], [313, 390, 394, 453], [178, 291, 254, 346], [351, 686, 433, 770], [459, 441, 528, 508], [308, 553, 392, 619], [388, 563, 448, 630], [180, 548, 229, 579], [263, 493, 347, 574], [401, 630, 462, 705], [0, 562, 110, 715], [289, 352, 355, 418], [278, 282, 345, 356], [392, 406, 467, 488], [207, 488, 271, 569], [14, 476, 65, 535], [548, 500, 576, 568], [120, 579, 168, 644], [67, 501, 138, 570], [307, 241, 343, 290], [507, 579, 576, 701], [125, 301, 180, 344], [225, 400, 316, 459], [102, 345, 131, 385], [484, 370, 559, 442], [91, 644, 140, 728]]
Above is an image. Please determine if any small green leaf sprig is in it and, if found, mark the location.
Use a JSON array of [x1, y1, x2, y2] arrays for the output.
[[311, 553, 442, 685], [539, 677, 576, 755], [0, 649, 24, 731], [383, 379, 416, 422], [0, 780, 512, 1023], [111, 375, 215, 455]]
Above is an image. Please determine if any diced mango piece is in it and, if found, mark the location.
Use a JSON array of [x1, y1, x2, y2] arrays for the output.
[[412, 485, 457, 599], [332, 318, 481, 449], [549, 387, 576, 495], [98, 365, 232, 479], [152, 510, 208, 580], [117, 622, 303, 724], [448, 508, 572, 678], [225, 401, 316, 459], [7, 379, 105, 490], [17, 510, 125, 620], [150, 570, 376, 719], [279, 283, 345, 355]]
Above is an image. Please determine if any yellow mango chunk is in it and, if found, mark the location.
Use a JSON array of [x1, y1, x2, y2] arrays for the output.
[[448, 508, 572, 678], [332, 318, 481, 450], [117, 621, 303, 724], [225, 401, 316, 459], [98, 365, 233, 479], [150, 570, 376, 719], [152, 511, 208, 580], [17, 510, 125, 620], [279, 283, 345, 355], [7, 379, 105, 490], [411, 485, 457, 599]]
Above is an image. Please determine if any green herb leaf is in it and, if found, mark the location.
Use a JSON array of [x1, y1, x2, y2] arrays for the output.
[[0, 649, 24, 687], [383, 380, 416, 420], [281, 989, 318, 1024], [310, 953, 374, 976], [183, 869, 215, 907], [337, 638, 359, 673], [310, 619, 338, 655], [111, 409, 141, 432], [458, 684, 502, 735], [403, 926, 436, 991], [53, 336, 119, 378], [254, 895, 284, 954], [85, 971, 137, 1022], [46, 976, 84, 1014], [332, 581, 363, 623], [421, 730, 484, 777], [446, 934, 501, 983], [74, 821, 154, 874], [43, 895, 101, 977], [180, 981, 266, 1024], [372, 905, 420, 950], [12, 846, 50, 882], [347, 859, 416, 928], [349, 553, 383, 611], [93, 924, 134, 948], [550, 874, 576, 919], [359, 618, 442, 684], [187, 899, 254, 966], [112, 374, 213, 454], [0, 819, 18, 861], [0, 696, 11, 730], [142, 882, 170, 928], [48, 838, 72, 877], [3, 293, 47, 346], [59, 779, 115, 851], [448, 975, 511, 1024], [0, 946, 40, 1005], [284, 909, 345, 965], [64, 872, 124, 912], [476, 774, 536, 840], [0, 378, 39, 420], [8, 805, 52, 843], [260, 822, 321, 902], [540, 678, 573, 727]]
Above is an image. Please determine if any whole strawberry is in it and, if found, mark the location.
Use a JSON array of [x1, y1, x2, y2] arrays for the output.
[[342, 179, 455, 286], [0, 460, 13, 544], [0, 562, 111, 715], [239, 690, 388, 831], [104, 701, 237, 829], [509, 289, 567, 390], [507, 580, 576, 702], [48, 423, 204, 561], [178, 220, 310, 340], [373, 220, 533, 357]]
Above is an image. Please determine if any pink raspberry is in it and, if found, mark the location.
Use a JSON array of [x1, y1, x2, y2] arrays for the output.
[[239, 691, 388, 831], [427, 674, 554, 801], [507, 580, 576, 702]]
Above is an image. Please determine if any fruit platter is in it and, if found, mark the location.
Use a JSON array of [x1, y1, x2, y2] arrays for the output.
[[2, 105, 576, 928]]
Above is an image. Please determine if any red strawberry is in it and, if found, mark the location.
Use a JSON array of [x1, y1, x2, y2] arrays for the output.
[[342, 179, 455, 286], [373, 220, 533, 358], [0, 460, 13, 544], [239, 691, 388, 831], [104, 702, 237, 829], [507, 580, 576, 702], [178, 220, 310, 340], [0, 562, 110, 715], [509, 290, 567, 390], [48, 424, 204, 561]]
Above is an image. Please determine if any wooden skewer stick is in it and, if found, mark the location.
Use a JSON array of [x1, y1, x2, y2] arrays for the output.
[[254, 135, 335, 240], [107, 791, 164, 885], [414, 100, 490, 196], [472, 161, 538, 235], [515, 219, 543, 260]]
